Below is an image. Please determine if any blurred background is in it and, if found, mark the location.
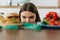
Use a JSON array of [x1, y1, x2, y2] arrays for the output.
[[0, 0, 59, 21]]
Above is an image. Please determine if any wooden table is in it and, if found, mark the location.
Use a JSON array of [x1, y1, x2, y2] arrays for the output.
[[0, 29, 60, 40]]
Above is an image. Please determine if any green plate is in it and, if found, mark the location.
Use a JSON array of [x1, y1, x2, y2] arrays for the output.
[[4, 25, 20, 30], [0, 26, 2, 30], [23, 22, 42, 30]]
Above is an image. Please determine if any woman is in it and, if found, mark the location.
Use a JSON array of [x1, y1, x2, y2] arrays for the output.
[[19, 3, 41, 23]]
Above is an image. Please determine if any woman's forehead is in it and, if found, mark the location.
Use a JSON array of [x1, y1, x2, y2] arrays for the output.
[[21, 11, 36, 16]]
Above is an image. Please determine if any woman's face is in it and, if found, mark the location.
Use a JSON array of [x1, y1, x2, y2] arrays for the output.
[[20, 11, 36, 23]]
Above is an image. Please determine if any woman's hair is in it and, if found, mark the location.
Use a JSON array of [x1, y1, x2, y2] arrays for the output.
[[19, 3, 41, 22]]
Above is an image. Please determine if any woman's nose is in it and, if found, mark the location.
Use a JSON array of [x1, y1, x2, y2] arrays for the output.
[[26, 18, 30, 22]]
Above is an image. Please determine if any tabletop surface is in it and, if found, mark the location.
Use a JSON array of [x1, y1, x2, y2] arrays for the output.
[[0, 29, 60, 40]]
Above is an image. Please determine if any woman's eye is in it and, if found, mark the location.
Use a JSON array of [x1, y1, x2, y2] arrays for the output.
[[22, 16, 26, 19], [29, 16, 34, 19]]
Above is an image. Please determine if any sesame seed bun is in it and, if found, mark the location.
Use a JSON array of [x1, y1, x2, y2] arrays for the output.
[[6, 12, 19, 17]]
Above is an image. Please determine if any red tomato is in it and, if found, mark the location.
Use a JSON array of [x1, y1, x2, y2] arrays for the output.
[[46, 11, 58, 21], [49, 20, 55, 26], [54, 21, 59, 25], [58, 22, 60, 26]]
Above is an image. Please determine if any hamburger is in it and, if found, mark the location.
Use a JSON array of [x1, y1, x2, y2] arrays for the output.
[[6, 12, 20, 24]]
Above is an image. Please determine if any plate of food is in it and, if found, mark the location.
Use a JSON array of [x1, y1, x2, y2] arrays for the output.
[[2, 24, 22, 30], [40, 22, 60, 29], [40, 11, 60, 29]]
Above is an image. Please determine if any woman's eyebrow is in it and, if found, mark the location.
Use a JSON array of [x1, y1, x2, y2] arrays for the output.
[[29, 16, 34, 18], [22, 16, 34, 18]]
